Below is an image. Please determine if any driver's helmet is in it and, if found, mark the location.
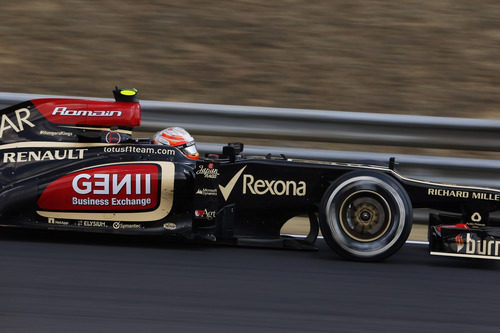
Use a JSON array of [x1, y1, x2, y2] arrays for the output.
[[153, 127, 199, 160]]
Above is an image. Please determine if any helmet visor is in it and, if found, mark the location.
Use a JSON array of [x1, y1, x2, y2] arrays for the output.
[[182, 143, 199, 159]]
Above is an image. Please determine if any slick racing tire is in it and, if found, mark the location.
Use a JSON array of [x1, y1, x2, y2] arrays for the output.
[[319, 171, 412, 261]]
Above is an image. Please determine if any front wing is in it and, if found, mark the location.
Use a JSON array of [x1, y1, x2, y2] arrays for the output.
[[429, 223, 500, 260]]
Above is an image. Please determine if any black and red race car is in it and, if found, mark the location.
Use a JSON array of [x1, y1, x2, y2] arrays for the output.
[[1, 87, 499, 261]]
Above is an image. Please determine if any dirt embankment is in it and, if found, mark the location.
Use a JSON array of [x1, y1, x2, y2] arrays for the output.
[[1, 1, 500, 120]]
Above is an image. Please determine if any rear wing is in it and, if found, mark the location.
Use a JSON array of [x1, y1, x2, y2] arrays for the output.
[[0, 88, 140, 144]]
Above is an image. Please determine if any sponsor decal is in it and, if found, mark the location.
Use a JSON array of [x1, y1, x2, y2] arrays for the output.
[[427, 188, 469, 198], [196, 164, 220, 179], [219, 166, 246, 200], [242, 174, 306, 196], [40, 130, 73, 137], [37, 161, 175, 222], [163, 222, 176, 230], [457, 233, 500, 256], [38, 164, 159, 211], [77, 220, 107, 228], [194, 209, 216, 220], [471, 212, 482, 222], [218, 166, 306, 201], [70, 197, 153, 207], [105, 131, 122, 144], [103, 146, 175, 156], [52, 107, 122, 117], [3, 148, 87, 163], [48, 217, 69, 226], [195, 188, 218, 196], [72, 173, 151, 195], [112, 222, 142, 230], [427, 188, 500, 201], [0, 108, 35, 138]]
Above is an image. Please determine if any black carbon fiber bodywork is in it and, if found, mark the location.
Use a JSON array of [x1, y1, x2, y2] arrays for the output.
[[3, 93, 500, 260]]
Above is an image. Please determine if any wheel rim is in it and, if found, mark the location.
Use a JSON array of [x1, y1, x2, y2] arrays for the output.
[[339, 190, 391, 242]]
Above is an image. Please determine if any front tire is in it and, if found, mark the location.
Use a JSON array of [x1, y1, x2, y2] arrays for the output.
[[319, 171, 412, 261]]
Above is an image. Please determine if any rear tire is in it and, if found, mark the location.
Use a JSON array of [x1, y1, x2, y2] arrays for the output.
[[319, 171, 412, 261]]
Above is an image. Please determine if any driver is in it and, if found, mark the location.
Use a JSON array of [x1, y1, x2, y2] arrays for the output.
[[153, 127, 199, 160]]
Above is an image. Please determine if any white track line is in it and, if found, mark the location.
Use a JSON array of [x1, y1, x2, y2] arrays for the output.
[[282, 234, 429, 245]]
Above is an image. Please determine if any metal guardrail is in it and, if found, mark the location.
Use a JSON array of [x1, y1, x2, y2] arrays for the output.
[[197, 143, 500, 188], [140, 102, 500, 152], [1, 91, 500, 189], [2, 91, 500, 152]]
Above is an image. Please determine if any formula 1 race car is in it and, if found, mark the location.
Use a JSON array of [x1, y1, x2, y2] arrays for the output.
[[1, 88, 500, 261]]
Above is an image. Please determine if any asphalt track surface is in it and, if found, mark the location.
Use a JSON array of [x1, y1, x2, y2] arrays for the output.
[[1, 230, 500, 333]]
